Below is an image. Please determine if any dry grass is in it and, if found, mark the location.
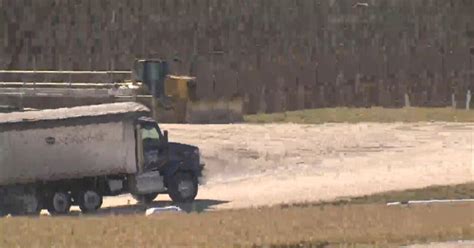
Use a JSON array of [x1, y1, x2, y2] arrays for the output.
[[244, 107, 474, 124], [2, 184, 474, 247], [287, 183, 474, 208], [1, 184, 473, 248], [347, 183, 474, 204], [1, 202, 473, 247]]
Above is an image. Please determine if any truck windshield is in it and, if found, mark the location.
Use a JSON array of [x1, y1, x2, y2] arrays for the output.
[[141, 126, 160, 142], [141, 125, 161, 170]]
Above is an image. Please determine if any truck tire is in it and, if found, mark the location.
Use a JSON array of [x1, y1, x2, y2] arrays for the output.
[[132, 193, 159, 204], [0, 198, 7, 217], [0, 205, 8, 217], [167, 172, 198, 203], [47, 191, 72, 215], [77, 190, 103, 214], [0, 190, 6, 217], [10, 193, 42, 216]]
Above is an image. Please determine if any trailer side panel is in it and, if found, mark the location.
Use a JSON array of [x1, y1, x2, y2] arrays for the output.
[[0, 120, 136, 186]]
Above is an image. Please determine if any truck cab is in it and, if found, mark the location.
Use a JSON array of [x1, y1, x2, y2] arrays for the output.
[[136, 117, 169, 172], [132, 116, 204, 204]]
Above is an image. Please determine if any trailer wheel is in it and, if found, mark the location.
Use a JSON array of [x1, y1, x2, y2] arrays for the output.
[[168, 172, 198, 203], [47, 192, 72, 215], [10, 193, 42, 216], [78, 190, 103, 214], [0, 190, 6, 217], [132, 193, 159, 204], [0, 205, 8, 217]]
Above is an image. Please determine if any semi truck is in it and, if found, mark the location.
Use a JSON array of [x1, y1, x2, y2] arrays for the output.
[[0, 102, 204, 216]]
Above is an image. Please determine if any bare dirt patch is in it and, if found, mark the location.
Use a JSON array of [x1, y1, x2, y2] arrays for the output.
[[104, 122, 474, 210]]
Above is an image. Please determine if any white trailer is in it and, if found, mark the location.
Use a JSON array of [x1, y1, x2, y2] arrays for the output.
[[0, 102, 203, 216]]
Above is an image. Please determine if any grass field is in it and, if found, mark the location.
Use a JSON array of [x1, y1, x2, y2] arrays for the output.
[[284, 183, 474, 208], [1, 183, 473, 248], [244, 107, 474, 124]]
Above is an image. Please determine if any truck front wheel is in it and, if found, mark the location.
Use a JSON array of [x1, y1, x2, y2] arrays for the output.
[[77, 190, 103, 214], [47, 191, 72, 216], [167, 172, 198, 203]]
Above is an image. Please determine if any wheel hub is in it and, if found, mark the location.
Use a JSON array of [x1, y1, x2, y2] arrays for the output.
[[178, 180, 194, 198]]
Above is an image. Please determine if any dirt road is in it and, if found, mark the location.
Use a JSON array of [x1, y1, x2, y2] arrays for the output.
[[102, 122, 474, 211]]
